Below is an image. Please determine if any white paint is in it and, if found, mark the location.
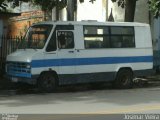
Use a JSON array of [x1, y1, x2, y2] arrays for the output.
[[57, 49, 76, 75], [134, 0, 149, 24], [59, 8, 67, 21], [77, 0, 106, 21], [135, 26, 152, 48], [52, 8, 57, 21], [108, 0, 124, 22]]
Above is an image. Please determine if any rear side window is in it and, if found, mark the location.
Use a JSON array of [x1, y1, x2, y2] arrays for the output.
[[84, 26, 135, 49], [110, 27, 135, 48], [84, 26, 110, 48]]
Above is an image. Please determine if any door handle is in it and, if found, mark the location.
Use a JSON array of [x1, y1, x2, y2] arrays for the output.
[[68, 51, 74, 53]]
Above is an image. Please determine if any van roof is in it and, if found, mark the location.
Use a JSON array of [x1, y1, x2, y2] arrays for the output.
[[33, 21, 149, 27]]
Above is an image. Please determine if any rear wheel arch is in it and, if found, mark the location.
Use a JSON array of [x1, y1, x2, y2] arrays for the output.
[[116, 67, 134, 76], [39, 70, 59, 81], [113, 67, 134, 89]]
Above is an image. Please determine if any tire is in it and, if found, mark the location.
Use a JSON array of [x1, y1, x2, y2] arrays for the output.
[[113, 69, 133, 89], [38, 72, 57, 93]]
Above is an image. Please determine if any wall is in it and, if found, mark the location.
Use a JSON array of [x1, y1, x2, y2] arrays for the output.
[[151, 17, 160, 50], [0, 15, 13, 35], [52, 8, 67, 21], [108, 0, 149, 23], [8, 10, 45, 36], [77, 0, 107, 22], [134, 0, 149, 23], [77, 0, 149, 23], [0, 15, 15, 46], [108, 0, 124, 22]]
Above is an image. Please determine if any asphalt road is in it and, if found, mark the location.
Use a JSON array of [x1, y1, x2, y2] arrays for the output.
[[0, 77, 160, 120]]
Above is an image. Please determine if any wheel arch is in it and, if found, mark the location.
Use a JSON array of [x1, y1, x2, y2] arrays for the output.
[[115, 67, 134, 79], [38, 70, 59, 85], [113, 67, 134, 89]]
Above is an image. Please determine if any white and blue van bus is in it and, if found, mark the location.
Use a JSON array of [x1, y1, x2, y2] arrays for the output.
[[6, 21, 153, 92]]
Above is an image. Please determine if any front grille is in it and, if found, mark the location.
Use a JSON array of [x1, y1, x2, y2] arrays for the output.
[[6, 62, 31, 78]]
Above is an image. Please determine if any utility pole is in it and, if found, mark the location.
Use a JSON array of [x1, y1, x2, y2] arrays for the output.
[[67, 0, 74, 21]]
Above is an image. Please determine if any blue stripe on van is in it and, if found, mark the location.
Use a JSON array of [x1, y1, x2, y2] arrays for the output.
[[31, 56, 153, 68], [7, 72, 31, 78]]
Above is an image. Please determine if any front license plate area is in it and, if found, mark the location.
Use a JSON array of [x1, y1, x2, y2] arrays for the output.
[[11, 77, 18, 82]]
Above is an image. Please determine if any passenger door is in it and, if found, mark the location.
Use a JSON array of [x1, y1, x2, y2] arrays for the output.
[[44, 27, 59, 73], [56, 30, 76, 84]]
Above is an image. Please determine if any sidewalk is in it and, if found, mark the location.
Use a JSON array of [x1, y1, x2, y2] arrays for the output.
[[147, 74, 160, 81]]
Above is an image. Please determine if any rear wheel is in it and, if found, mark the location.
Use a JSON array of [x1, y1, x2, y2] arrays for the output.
[[38, 72, 57, 92], [113, 69, 133, 89]]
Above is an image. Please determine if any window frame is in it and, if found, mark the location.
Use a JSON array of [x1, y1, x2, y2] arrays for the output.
[[83, 25, 135, 49], [46, 25, 74, 52], [110, 26, 135, 48], [46, 29, 57, 52], [57, 30, 75, 49]]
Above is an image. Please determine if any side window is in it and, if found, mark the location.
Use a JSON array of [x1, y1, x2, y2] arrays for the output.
[[110, 27, 135, 48], [83, 26, 135, 49], [46, 31, 57, 52], [84, 26, 110, 49], [57, 31, 74, 49]]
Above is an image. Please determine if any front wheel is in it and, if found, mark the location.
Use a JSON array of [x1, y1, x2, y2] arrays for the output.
[[37, 72, 57, 92], [113, 69, 133, 89]]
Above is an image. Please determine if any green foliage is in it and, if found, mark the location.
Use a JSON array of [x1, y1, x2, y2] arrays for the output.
[[111, 0, 138, 8], [111, 0, 125, 8], [111, 0, 139, 22], [0, 0, 67, 12], [31, 0, 67, 11], [148, 0, 160, 18], [0, 0, 7, 11], [0, 0, 30, 11], [7, 0, 30, 7], [0, 0, 98, 12]]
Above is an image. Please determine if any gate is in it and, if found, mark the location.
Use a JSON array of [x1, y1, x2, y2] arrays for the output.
[[0, 35, 22, 75]]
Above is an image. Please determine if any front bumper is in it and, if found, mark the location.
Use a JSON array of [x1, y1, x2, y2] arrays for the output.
[[6, 75, 38, 85], [5, 61, 38, 85]]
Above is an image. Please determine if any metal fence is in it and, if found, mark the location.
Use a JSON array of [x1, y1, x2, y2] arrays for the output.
[[0, 35, 22, 75]]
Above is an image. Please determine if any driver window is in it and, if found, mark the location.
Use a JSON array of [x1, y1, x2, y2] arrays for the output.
[[57, 31, 74, 49], [46, 31, 57, 52]]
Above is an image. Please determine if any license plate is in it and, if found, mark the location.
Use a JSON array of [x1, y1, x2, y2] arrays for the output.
[[11, 77, 18, 82]]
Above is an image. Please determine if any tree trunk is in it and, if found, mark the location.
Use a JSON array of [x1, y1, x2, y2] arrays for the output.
[[56, 7, 60, 20], [44, 10, 47, 21], [125, 0, 136, 22], [67, 0, 74, 21], [51, 7, 60, 21]]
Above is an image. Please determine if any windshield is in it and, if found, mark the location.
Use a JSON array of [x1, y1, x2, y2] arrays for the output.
[[19, 25, 53, 49]]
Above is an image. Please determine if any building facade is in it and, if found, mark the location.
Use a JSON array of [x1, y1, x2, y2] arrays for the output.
[[8, 10, 45, 36], [0, 12, 20, 46], [7, 0, 158, 45]]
